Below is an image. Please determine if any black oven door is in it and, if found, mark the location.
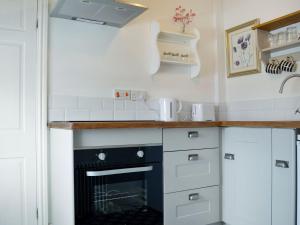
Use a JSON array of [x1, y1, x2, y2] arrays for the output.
[[74, 155, 163, 225]]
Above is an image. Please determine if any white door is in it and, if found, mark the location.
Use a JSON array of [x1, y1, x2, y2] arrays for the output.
[[0, 0, 38, 225], [222, 128, 272, 225]]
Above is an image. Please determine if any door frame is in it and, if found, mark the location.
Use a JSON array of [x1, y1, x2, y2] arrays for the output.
[[36, 0, 48, 224]]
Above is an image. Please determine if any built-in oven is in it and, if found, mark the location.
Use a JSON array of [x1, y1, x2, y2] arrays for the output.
[[74, 145, 163, 225]]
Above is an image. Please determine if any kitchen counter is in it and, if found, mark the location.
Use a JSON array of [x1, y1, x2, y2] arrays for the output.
[[48, 121, 300, 129]]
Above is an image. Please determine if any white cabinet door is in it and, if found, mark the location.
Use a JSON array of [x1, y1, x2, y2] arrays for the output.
[[0, 1, 38, 225], [222, 128, 272, 225], [163, 128, 219, 152], [272, 129, 296, 225], [164, 186, 220, 225], [164, 148, 219, 193]]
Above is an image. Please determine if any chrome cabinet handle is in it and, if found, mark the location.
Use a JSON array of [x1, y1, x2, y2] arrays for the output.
[[188, 131, 199, 139], [188, 154, 199, 161], [189, 193, 200, 201], [275, 160, 289, 168], [224, 153, 235, 160]]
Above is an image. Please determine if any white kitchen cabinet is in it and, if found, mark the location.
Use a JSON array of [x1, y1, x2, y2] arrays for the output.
[[271, 129, 296, 225], [222, 128, 272, 225], [163, 127, 221, 225], [163, 128, 219, 152], [164, 148, 219, 193], [164, 186, 220, 225]]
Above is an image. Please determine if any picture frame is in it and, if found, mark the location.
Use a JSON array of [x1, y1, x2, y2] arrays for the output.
[[226, 19, 261, 77]]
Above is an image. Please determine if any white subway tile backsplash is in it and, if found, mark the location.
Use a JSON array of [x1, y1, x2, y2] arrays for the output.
[[48, 95, 300, 122], [178, 112, 192, 121], [48, 95, 217, 122], [218, 112, 227, 121], [65, 109, 90, 121], [90, 110, 114, 121], [181, 101, 192, 112], [147, 99, 160, 111], [288, 110, 300, 120], [273, 96, 300, 110], [221, 96, 300, 121], [136, 111, 159, 121], [102, 98, 114, 110], [136, 101, 149, 111], [114, 100, 124, 111], [49, 95, 78, 108], [114, 111, 136, 121], [125, 101, 136, 111], [48, 109, 65, 121], [78, 97, 102, 110], [272, 110, 289, 120]]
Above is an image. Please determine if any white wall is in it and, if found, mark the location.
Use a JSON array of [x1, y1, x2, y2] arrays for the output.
[[48, 0, 218, 102], [219, 0, 300, 103]]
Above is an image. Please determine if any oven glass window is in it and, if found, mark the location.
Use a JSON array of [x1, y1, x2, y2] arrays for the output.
[[92, 174, 147, 214]]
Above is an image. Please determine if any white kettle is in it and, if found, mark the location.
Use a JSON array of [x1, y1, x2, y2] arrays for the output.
[[159, 98, 182, 121]]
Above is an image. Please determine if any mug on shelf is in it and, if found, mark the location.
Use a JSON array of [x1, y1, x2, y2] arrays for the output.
[[266, 59, 281, 74], [279, 56, 297, 73]]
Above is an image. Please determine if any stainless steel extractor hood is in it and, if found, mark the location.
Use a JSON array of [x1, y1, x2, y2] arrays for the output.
[[50, 0, 147, 28]]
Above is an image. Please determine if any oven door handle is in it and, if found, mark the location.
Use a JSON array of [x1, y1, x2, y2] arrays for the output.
[[86, 166, 153, 177]]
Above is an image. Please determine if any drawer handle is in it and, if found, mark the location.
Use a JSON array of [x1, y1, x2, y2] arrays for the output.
[[189, 193, 200, 201], [188, 154, 199, 161], [275, 160, 289, 168], [224, 153, 235, 160], [188, 131, 199, 139]]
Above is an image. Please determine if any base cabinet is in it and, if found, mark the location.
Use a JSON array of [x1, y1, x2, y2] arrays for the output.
[[164, 186, 220, 225], [222, 128, 272, 225], [222, 127, 296, 225], [164, 148, 220, 193], [163, 128, 220, 225], [272, 129, 296, 225]]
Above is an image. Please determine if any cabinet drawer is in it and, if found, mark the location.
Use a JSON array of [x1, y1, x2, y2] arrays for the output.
[[163, 128, 219, 152], [164, 186, 220, 225], [164, 148, 219, 193]]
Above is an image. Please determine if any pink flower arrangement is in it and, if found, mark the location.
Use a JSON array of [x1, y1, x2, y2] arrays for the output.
[[173, 5, 196, 32]]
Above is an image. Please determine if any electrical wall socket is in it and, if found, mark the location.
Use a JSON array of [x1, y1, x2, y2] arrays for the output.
[[131, 90, 147, 101], [114, 89, 147, 101], [114, 89, 131, 100]]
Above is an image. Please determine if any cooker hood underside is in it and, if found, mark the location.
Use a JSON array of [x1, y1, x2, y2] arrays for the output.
[[50, 0, 147, 28]]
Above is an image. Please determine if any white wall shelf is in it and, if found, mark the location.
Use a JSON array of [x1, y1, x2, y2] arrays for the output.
[[158, 30, 197, 44], [255, 11, 300, 63], [262, 39, 300, 53], [161, 59, 198, 66], [149, 21, 201, 79], [258, 30, 300, 62], [260, 39, 300, 61]]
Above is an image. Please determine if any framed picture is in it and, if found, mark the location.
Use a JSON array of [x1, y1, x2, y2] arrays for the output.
[[226, 19, 261, 77]]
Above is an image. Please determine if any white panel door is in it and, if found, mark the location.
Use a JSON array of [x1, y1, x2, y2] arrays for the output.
[[0, 0, 38, 225], [272, 129, 296, 225], [222, 128, 272, 225]]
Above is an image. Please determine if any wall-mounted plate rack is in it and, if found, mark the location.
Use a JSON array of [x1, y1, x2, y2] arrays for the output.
[[149, 21, 201, 79]]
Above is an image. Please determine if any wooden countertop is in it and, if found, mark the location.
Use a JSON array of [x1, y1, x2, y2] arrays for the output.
[[48, 121, 300, 130]]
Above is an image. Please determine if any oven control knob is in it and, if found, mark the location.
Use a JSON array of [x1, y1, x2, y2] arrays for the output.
[[137, 150, 144, 158], [97, 153, 106, 161]]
